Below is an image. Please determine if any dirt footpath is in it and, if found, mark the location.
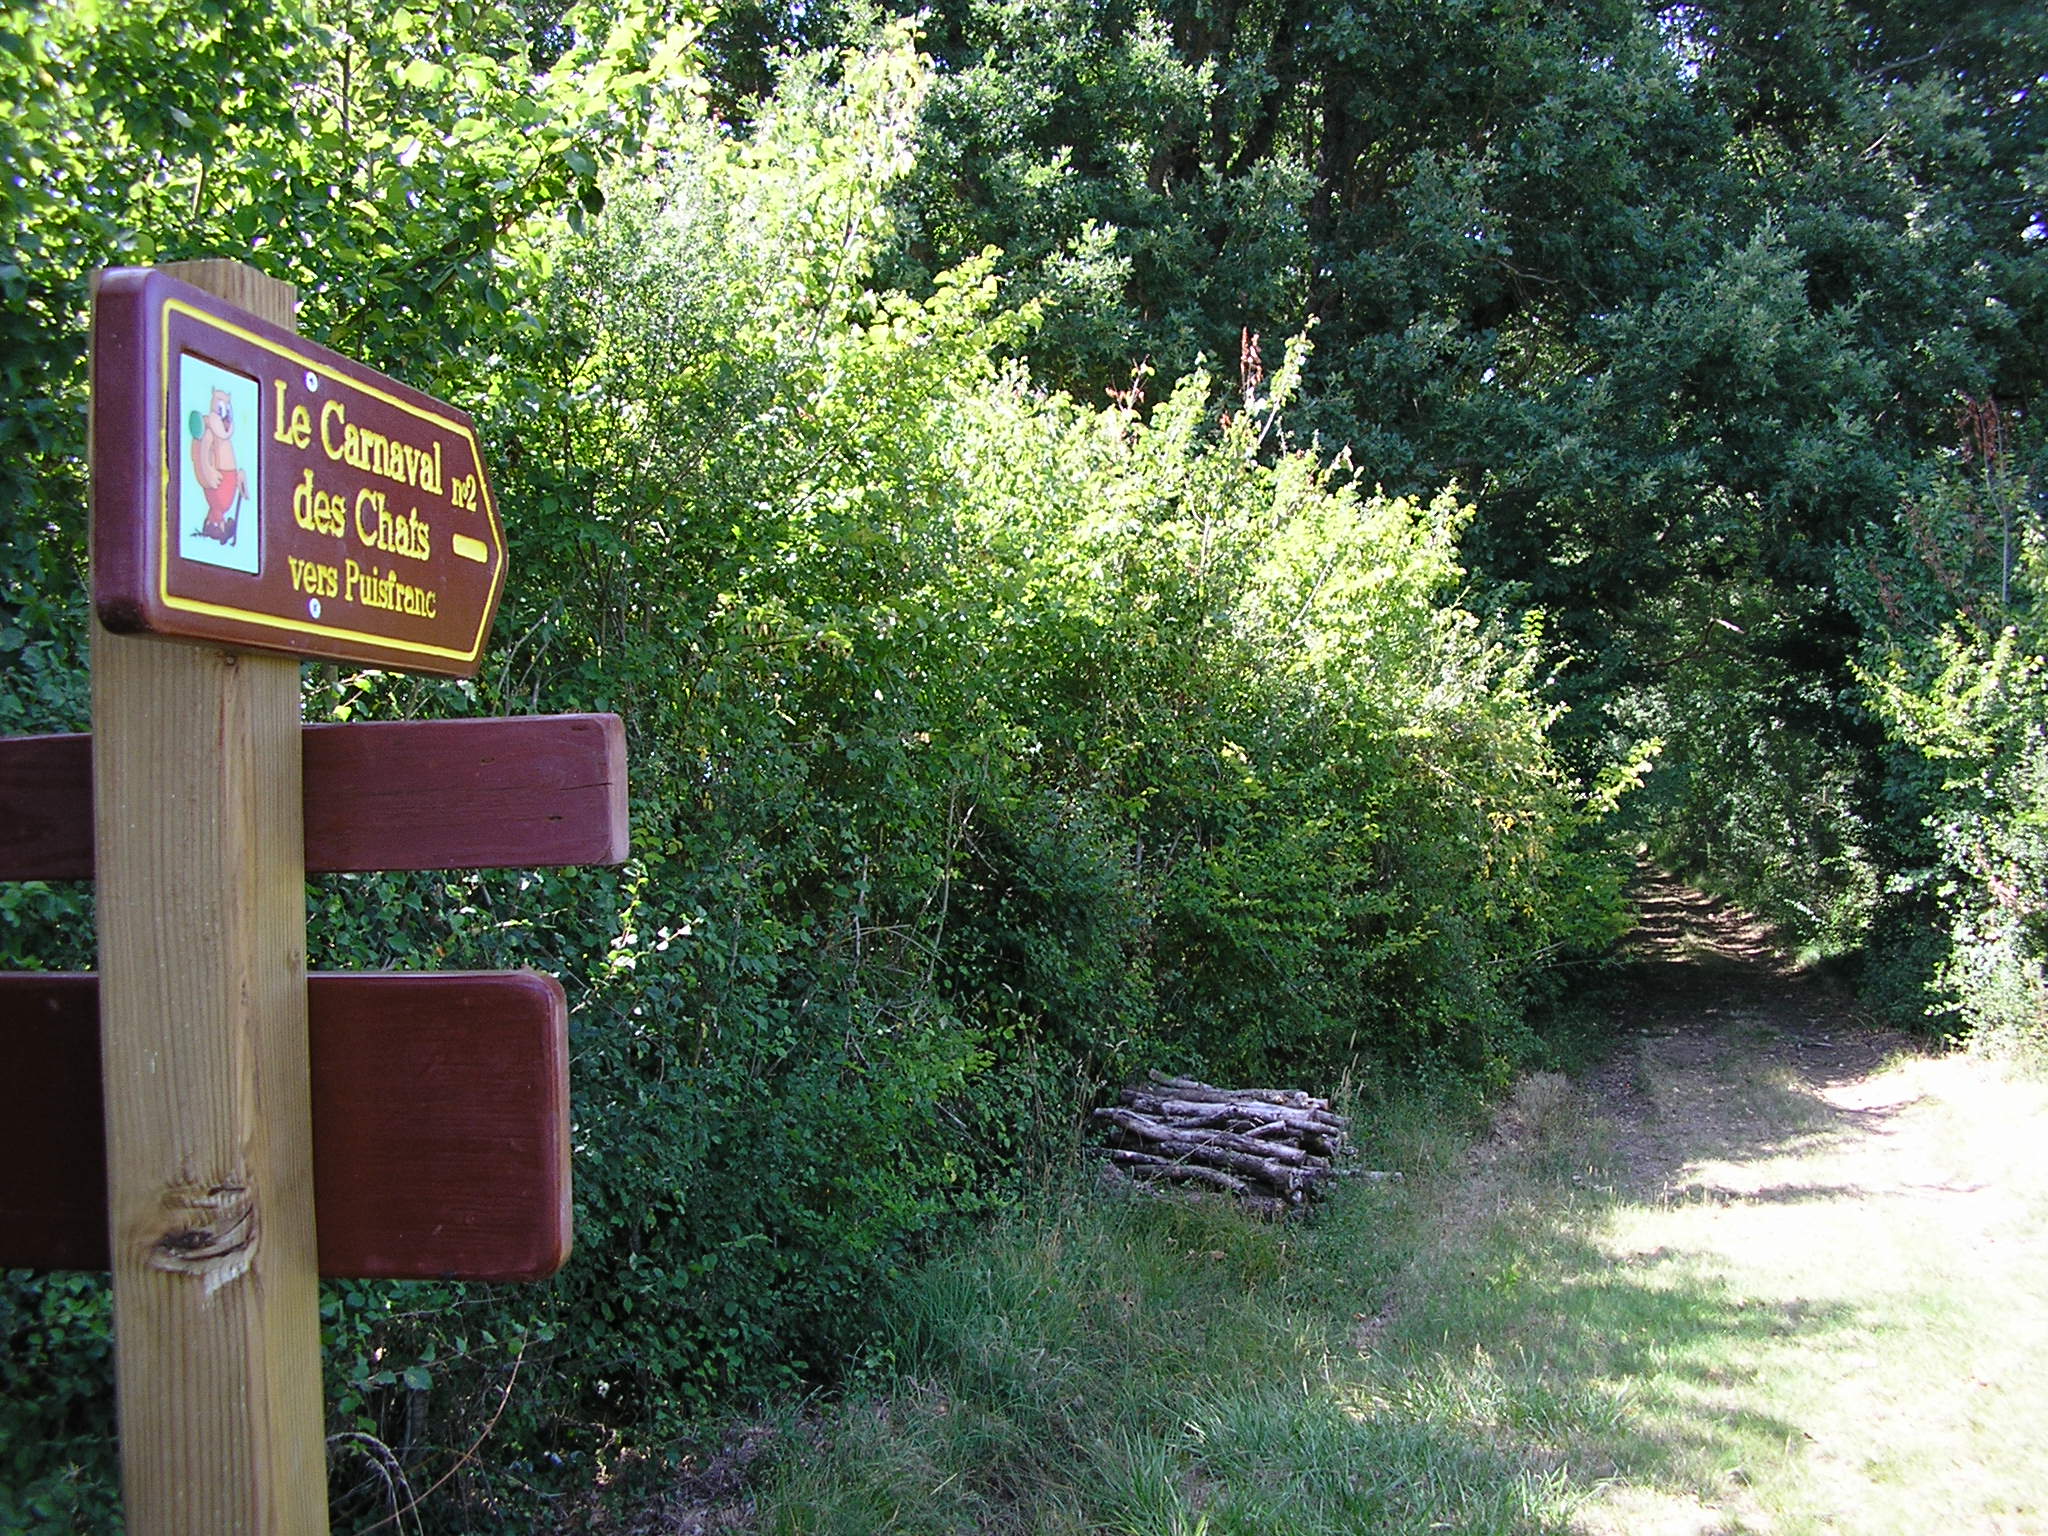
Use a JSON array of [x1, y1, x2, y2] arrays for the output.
[[1588, 872, 1930, 1195], [1568, 875, 2048, 1536]]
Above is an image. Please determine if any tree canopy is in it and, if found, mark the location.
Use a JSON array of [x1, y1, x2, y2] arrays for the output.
[[872, 0, 2045, 1020]]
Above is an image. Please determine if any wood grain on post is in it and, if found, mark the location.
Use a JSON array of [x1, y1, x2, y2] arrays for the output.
[[93, 260, 329, 1534]]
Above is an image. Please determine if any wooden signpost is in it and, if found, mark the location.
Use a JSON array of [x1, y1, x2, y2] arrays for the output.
[[0, 259, 627, 1534]]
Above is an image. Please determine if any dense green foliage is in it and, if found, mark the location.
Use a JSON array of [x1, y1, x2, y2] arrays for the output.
[[1845, 416, 2048, 1050], [871, 0, 2047, 1022], [3, 0, 2043, 1525]]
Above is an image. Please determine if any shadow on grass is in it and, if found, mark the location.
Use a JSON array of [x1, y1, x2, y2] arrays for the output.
[[751, 1146, 1867, 1536], [1372, 1179, 1849, 1517], [1578, 874, 1936, 1203], [751, 883, 1921, 1533]]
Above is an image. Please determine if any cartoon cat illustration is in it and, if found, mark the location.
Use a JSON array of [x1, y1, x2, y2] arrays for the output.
[[189, 386, 244, 543]]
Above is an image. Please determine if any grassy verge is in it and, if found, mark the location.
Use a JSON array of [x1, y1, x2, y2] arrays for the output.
[[726, 1037, 2048, 1536], [745, 1092, 1588, 1535]]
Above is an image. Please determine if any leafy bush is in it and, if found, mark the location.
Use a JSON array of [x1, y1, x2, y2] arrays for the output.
[[1847, 431, 2048, 1055]]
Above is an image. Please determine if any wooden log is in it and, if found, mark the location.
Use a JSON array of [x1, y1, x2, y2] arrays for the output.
[[0, 713, 629, 880], [1107, 1134, 1312, 1193], [1123, 1085, 1344, 1125], [1102, 1076, 1352, 1204], [0, 971, 570, 1281], [1114, 1110, 1345, 1162], [1106, 1150, 1251, 1195], [1165, 1093, 1341, 1130], [1091, 1106, 1321, 1167], [1114, 1095, 1242, 1130], [1146, 1071, 1330, 1112], [1120, 1091, 1348, 1138], [1236, 1120, 1345, 1156]]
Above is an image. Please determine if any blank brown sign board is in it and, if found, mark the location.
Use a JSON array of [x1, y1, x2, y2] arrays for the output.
[[0, 712, 627, 881], [0, 971, 571, 1281]]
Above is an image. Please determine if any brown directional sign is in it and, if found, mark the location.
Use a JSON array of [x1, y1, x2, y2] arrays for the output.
[[90, 267, 506, 677], [0, 971, 571, 1281]]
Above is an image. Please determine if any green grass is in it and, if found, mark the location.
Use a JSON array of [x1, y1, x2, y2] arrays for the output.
[[736, 1048, 2048, 1536], [748, 1096, 1588, 1535], [1574, 1047, 2048, 1535]]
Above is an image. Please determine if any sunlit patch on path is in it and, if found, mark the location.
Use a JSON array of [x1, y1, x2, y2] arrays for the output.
[[1568, 875, 2048, 1536]]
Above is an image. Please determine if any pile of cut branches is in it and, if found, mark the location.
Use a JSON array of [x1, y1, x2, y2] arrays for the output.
[[1094, 1072, 1350, 1208]]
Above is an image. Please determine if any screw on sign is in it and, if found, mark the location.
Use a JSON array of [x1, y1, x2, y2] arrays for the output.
[[0, 261, 626, 1535]]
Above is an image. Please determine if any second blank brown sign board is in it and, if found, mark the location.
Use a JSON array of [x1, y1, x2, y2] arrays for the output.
[[0, 971, 571, 1282]]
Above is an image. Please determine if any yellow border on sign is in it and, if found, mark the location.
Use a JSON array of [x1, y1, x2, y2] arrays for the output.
[[157, 298, 507, 666]]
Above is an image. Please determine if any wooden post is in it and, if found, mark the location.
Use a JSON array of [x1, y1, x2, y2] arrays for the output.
[[93, 260, 329, 1534]]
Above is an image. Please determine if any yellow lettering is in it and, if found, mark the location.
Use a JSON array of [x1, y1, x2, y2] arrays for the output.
[[320, 398, 347, 459], [314, 395, 452, 506], [341, 558, 437, 619], [351, 487, 433, 562], [354, 487, 384, 548], [291, 469, 346, 537], [287, 556, 339, 598], [272, 380, 313, 451]]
